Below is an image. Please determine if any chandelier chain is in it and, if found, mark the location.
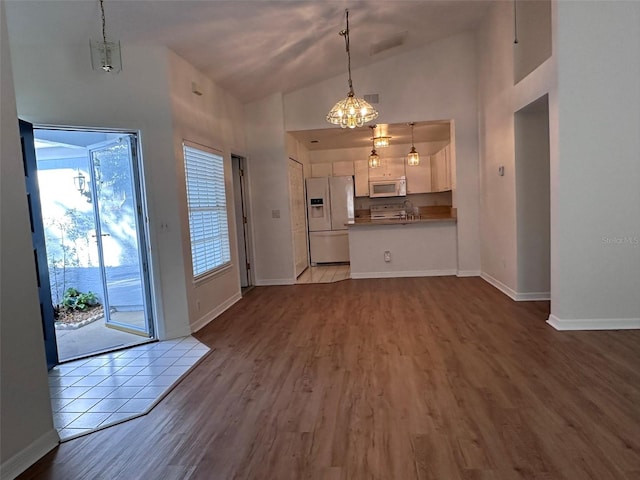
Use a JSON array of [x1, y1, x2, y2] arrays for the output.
[[100, 0, 108, 44], [341, 9, 354, 94]]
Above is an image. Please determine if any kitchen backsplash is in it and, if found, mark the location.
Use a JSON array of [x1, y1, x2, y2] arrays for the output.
[[354, 191, 452, 211]]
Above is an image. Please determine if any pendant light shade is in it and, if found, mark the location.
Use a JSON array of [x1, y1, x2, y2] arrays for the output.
[[368, 125, 381, 168], [90, 0, 122, 73], [326, 10, 379, 129], [407, 122, 420, 166]]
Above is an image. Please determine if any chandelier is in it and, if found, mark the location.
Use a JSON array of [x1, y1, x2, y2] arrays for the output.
[[90, 0, 122, 73], [326, 10, 378, 129], [407, 122, 420, 166]]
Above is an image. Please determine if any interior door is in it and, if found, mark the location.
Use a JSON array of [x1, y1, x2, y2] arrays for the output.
[[288, 159, 309, 277], [89, 136, 152, 336], [19, 120, 59, 369]]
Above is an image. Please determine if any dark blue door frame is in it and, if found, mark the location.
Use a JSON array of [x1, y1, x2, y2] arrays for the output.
[[19, 119, 59, 370]]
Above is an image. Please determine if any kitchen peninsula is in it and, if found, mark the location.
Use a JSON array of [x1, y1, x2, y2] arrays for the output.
[[347, 206, 458, 278]]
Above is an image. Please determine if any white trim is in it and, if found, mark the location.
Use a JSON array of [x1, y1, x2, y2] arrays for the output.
[[350, 269, 457, 279], [456, 270, 481, 277], [547, 314, 640, 331], [516, 291, 550, 301], [480, 272, 549, 301], [191, 292, 242, 333], [254, 278, 294, 286], [480, 272, 518, 300], [0, 429, 59, 480]]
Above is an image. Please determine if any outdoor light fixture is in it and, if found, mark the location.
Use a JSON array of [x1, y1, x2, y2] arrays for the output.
[[90, 0, 122, 73], [368, 125, 381, 168], [326, 9, 378, 129], [407, 122, 420, 166], [73, 171, 92, 202]]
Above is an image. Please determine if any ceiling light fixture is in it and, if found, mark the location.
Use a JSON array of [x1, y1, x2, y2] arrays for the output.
[[407, 122, 420, 166], [369, 125, 381, 168], [374, 124, 391, 148], [326, 9, 379, 129], [90, 0, 122, 73]]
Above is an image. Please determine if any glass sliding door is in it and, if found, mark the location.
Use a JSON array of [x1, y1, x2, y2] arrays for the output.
[[89, 135, 152, 336]]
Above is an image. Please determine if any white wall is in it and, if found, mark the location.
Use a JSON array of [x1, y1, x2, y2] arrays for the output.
[[514, 0, 552, 83], [550, 1, 640, 328], [167, 51, 246, 331], [9, 41, 191, 339], [0, 3, 59, 476], [284, 32, 480, 275], [476, 0, 556, 297], [244, 94, 295, 285]]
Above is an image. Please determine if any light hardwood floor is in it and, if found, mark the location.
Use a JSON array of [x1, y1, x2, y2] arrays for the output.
[[19, 277, 640, 479]]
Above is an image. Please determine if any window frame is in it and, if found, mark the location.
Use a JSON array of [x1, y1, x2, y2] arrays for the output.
[[182, 141, 232, 282]]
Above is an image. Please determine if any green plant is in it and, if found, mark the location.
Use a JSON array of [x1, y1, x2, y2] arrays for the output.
[[62, 288, 99, 311]]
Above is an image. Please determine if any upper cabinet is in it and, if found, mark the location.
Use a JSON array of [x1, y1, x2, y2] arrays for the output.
[[406, 156, 432, 194], [311, 163, 332, 178], [431, 145, 452, 192], [369, 157, 405, 179], [354, 160, 369, 197], [332, 160, 355, 177]]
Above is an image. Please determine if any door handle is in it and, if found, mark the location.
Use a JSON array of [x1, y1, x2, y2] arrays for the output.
[[91, 233, 111, 237]]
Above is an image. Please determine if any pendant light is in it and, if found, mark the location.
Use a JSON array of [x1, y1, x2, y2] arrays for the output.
[[326, 9, 379, 129], [369, 125, 381, 168], [407, 122, 420, 166], [374, 125, 391, 148], [90, 0, 122, 73]]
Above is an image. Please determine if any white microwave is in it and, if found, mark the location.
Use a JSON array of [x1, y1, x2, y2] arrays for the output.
[[369, 176, 407, 198]]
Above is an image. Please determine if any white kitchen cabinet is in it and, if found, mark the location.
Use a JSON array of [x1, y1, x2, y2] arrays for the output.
[[332, 160, 354, 177], [405, 155, 432, 194], [431, 145, 452, 192], [354, 160, 369, 197], [311, 163, 332, 178], [369, 157, 406, 179]]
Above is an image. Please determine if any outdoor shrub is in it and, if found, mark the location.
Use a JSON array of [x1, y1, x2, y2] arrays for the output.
[[62, 288, 99, 311]]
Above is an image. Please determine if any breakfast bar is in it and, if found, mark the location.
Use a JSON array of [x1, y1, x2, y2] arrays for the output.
[[347, 206, 458, 279]]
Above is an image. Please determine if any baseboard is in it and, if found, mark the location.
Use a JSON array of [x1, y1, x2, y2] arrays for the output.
[[547, 314, 640, 331], [456, 270, 481, 277], [350, 269, 457, 279], [191, 292, 242, 333], [254, 278, 294, 286], [480, 272, 518, 300], [0, 428, 59, 480], [516, 291, 550, 301], [480, 272, 549, 301]]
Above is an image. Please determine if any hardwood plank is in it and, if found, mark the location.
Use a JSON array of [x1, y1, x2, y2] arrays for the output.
[[18, 277, 640, 480]]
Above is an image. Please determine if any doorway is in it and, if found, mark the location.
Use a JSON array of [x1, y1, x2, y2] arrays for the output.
[[32, 127, 155, 362], [514, 94, 551, 299], [231, 154, 253, 293]]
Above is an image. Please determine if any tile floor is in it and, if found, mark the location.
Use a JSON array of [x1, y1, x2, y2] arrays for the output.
[[296, 265, 351, 284], [49, 336, 210, 441]]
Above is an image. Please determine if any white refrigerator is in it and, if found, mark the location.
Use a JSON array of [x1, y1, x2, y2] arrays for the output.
[[307, 176, 354, 265]]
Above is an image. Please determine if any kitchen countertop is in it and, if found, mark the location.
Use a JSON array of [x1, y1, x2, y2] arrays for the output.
[[347, 206, 457, 227]]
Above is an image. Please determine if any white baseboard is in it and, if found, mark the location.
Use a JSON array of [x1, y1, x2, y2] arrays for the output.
[[457, 270, 481, 277], [481, 272, 518, 300], [0, 428, 59, 480], [191, 292, 242, 333], [350, 269, 457, 279], [254, 278, 294, 286], [516, 291, 551, 301], [547, 314, 640, 331], [480, 272, 550, 301]]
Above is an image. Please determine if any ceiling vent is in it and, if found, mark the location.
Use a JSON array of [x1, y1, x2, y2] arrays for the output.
[[369, 31, 408, 56]]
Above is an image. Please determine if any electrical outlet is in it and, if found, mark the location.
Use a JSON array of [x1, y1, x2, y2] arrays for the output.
[[196, 300, 201, 311], [384, 251, 391, 262], [272, 209, 280, 219]]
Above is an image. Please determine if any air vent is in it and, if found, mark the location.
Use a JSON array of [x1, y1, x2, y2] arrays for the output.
[[369, 31, 408, 56], [364, 94, 379, 104]]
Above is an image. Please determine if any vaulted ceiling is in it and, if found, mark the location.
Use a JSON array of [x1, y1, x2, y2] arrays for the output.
[[5, 0, 491, 103]]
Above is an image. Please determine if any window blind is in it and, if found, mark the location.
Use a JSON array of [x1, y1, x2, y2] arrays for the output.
[[183, 144, 231, 278]]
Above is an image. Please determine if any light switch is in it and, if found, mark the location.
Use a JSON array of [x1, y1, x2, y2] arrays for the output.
[[498, 166, 505, 176], [272, 209, 280, 219]]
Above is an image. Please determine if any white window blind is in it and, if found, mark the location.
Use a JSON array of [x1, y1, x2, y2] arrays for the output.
[[183, 143, 231, 279]]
